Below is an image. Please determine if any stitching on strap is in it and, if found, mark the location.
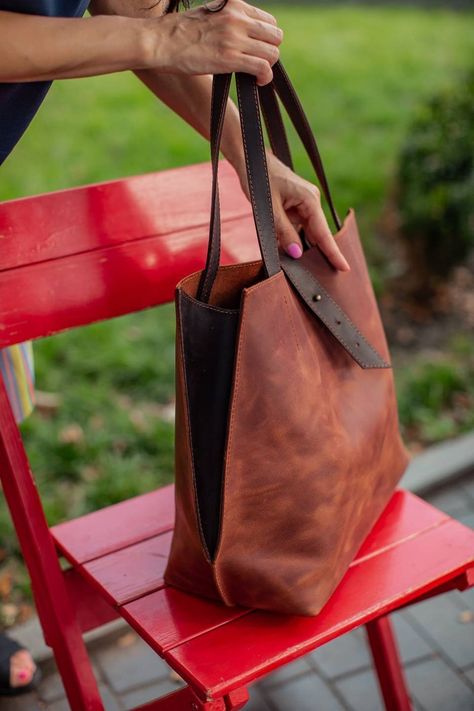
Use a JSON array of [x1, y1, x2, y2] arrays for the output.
[[282, 261, 390, 369], [200, 74, 231, 301]]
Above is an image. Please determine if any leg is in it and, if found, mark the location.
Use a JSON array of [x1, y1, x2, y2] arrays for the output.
[[0, 634, 40, 697], [365, 616, 412, 711]]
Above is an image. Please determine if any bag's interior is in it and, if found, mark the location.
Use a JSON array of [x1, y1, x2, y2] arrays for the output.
[[177, 261, 266, 559], [180, 261, 265, 310]]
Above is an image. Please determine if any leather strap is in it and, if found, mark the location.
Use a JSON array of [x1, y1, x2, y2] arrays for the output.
[[197, 73, 231, 302], [198, 60, 343, 303], [259, 81, 294, 170], [280, 254, 390, 369], [260, 61, 342, 232], [197, 72, 281, 302], [235, 72, 281, 279]]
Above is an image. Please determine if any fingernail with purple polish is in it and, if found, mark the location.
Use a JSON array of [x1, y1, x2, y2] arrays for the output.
[[286, 242, 303, 259]]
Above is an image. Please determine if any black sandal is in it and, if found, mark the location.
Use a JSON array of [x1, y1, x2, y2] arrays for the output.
[[0, 634, 41, 697]]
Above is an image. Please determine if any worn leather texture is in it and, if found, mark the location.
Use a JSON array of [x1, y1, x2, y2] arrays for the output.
[[164, 64, 410, 615], [165, 212, 410, 615]]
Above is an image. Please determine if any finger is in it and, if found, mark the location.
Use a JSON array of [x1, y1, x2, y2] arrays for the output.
[[286, 207, 303, 234], [275, 207, 304, 259], [241, 2, 279, 27], [301, 191, 350, 271], [243, 39, 280, 66], [238, 56, 273, 85], [246, 18, 283, 46]]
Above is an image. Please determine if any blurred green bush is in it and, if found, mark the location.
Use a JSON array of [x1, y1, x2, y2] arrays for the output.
[[395, 68, 474, 296], [397, 335, 474, 444]]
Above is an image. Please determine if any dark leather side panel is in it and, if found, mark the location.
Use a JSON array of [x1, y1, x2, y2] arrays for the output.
[[178, 290, 239, 560]]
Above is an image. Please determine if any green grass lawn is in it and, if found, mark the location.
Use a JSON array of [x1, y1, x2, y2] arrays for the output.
[[0, 5, 473, 602]]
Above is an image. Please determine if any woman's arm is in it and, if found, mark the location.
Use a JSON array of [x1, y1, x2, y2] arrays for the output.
[[88, 1, 246, 176], [88, 1, 348, 268], [135, 71, 246, 181], [0, 0, 282, 85], [0, 0, 348, 268], [0, 12, 147, 82]]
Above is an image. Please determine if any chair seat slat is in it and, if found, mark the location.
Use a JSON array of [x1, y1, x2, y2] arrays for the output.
[[52, 485, 175, 564], [82, 531, 173, 606], [121, 586, 250, 656], [52, 488, 448, 572], [58, 489, 472, 677], [161, 518, 474, 697]]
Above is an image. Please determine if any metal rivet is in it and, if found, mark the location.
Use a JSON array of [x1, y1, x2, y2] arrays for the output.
[[312, 294, 322, 302], [335, 319, 341, 325]]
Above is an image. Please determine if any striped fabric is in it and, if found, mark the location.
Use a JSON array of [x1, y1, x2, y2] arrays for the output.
[[0, 342, 35, 424]]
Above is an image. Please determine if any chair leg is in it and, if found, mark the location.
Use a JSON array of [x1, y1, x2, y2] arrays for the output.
[[0, 380, 105, 711], [365, 616, 412, 711], [47, 631, 104, 711]]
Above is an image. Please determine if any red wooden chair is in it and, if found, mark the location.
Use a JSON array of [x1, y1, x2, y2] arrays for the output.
[[1, 162, 473, 711]]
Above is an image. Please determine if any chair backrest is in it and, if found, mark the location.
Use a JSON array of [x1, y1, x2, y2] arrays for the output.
[[0, 161, 256, 348]]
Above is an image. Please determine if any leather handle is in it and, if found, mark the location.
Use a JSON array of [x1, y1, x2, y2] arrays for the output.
[[259, 61, 341, 232], [259, 80, 294, 171], [235, 72, 281, 279], [261, 61, 342, 230], [197, 71, 281, 302], [196, 73, 231, 303], [197, 61, 342, 303]]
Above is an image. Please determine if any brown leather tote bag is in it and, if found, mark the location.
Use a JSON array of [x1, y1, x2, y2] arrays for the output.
[[164, 62, 410, 616]]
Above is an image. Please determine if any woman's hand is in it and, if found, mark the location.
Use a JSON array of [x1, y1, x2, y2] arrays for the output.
[[239, 151, 350, 271], [0, 0, 280, 85], [141, 0, 283, 86]]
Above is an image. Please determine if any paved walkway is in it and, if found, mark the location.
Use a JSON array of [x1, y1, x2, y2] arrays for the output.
[[3, 474, 474, 711]]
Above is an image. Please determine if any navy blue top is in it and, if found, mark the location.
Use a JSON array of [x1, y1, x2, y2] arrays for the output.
[[0, 1, 89, 165]]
